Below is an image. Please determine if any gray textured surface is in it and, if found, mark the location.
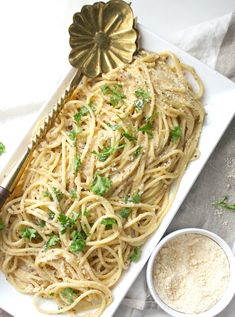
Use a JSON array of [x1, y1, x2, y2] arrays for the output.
[[0, 312, 10, 317], [216, 11, 235, 82]]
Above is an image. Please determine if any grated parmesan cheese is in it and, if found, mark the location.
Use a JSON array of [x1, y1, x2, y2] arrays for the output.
[[153, 233, 230, 314]]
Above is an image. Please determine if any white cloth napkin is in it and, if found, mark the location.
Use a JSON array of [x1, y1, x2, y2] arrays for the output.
[[114, 12, 235, 317]]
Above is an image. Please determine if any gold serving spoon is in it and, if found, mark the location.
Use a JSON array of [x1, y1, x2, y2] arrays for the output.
[[0, 0, 138, 208]]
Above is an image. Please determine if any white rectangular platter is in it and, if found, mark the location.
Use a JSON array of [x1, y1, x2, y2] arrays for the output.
[[0, 24, 235, 317]]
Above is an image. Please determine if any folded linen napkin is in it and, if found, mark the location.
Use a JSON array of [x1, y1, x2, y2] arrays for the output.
[[115, 11, 235, 317], [0, 10, 235, 317]]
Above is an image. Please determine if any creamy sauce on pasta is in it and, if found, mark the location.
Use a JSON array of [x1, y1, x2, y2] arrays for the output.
[[0, 51, 205, 316]]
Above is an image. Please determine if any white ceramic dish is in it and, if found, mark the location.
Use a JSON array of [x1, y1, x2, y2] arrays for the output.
[[0, 24, 235, 317], [146, 228, 235, 317]]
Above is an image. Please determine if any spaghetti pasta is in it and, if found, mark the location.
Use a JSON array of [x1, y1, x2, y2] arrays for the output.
[[0, 52, 204, 316]]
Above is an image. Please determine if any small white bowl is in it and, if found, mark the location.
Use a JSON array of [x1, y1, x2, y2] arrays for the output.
[[146, 228, 235, 317]]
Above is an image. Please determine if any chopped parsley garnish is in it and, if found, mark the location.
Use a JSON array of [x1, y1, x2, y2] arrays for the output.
[[44, 191, 52, 199], [123, 131, 137, 142], [110, 93, 125, 107], [101, 217, 117, 229], [213, 196, 235, 211], [74, 155, 81, 174], [170, 126, 182, 143], [90, 174, 112, 196], [48, 210, 55, 220], [101, 84, 126, 107], [92, 144, 124, 162], [130, 247, 141, 262], [101, 84, 109, 95], [119, 208, 131, 219], [69, 129, 76, 141], [61, 288, 77, 304], [118, 143, 126, 150], [83, 208, 90, 217], [133, 146, 142, 159], [45, 235, 60, 250], [70, 188, 77, 199], [74, 106, 89, 125], [88, 102, 96, 112], [134, 88, 151, 111], [38, 219, 46, 227], [52, 187, 64, 202], [70, 230, 86, 253], [58, 213, 78, 234], [138, 118, 153, 137], [135, 88, 151, 101], [126, 193, 141, 204], [0, 219, 5, 230], [0, 142, 6, 155], [21, 227, 37, 241], [134, 99, 145, 111], [107, 123, 121, 131], [93, 146, 115, 162]]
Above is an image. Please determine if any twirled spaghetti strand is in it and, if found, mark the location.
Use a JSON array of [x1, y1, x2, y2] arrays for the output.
[[0, 52, 204, 316]]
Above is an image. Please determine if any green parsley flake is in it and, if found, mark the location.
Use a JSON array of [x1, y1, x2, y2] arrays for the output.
[[83, 208, 90, 217], [70, 230, 86, 253], [48, 210, 55, 220], [74, 106, 89, 125], [101, 84, 109, 95], [70, 188, 77, 199], [52, 187, 64, 202], [92, 146, 115, 162], [134, 88, 151, 111], [118, 143, 126, 150], [123, 131, 137, 142], [126, 193, 141, 204], [92, 143, 124, 162], [0, 218, 5, 231], [44, 191, 52, 199], [138, 118, 153, 137], [107, 123, 121, 131], [119, 208, 131, 219], [74, 155, 81, 174], [88, 102, 96, 112], [170, 126, 182, 143], [213, 196, 235, 211], [130, 247, 141, 262], [58, 213, 78, 234], [135, 88, 151, 101], [0, 142, 6, 155], [45, 235, 60, 250], [21, 227, 37, 241], [101, 217, 117, 229], [90, 174, 112, 196], [69, 129, 76, 141], [134, 99, 145, 111], [61, 288, 77, 304], [38, 219, 46, 227], [101, 84, 126, 107], [133, 146, 142, 159]]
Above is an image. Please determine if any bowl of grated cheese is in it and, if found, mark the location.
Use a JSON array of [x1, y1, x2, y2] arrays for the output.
[[146, 228, 235, 317]]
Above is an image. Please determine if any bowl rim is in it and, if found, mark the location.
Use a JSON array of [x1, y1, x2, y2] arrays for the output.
[[146, 228, 235, 317]]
